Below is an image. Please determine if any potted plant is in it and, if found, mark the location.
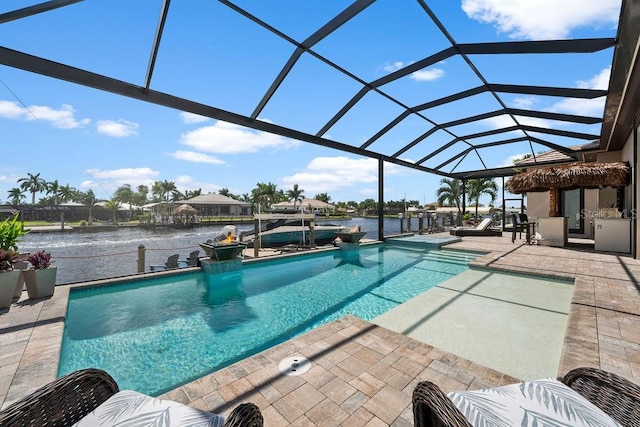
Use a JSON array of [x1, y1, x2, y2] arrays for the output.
[[24, 250, 57, 299], [0, 249, 22, 309], [0, 213, 30, 305]]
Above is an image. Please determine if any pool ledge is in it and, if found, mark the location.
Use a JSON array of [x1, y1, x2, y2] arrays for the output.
[[2, 232, 640, 417]]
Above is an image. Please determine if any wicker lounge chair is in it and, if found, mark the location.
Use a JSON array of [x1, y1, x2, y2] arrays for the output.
[[449, 218, 502, 237], [412, 367, 640, 426], [0, 368, 263, 426]]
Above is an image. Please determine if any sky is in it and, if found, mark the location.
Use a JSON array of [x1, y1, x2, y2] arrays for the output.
[[0, 0, 622, 208]]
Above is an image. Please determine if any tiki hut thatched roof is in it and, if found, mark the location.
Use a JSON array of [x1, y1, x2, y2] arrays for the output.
[[507, 162, 630, 194], [174, 204, 197, 215]]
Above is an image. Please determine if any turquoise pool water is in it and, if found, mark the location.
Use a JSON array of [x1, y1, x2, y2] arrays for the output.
[[59, 243, 477, 395]]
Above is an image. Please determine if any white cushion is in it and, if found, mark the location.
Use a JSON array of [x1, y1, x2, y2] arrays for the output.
[[74, 390, 225, 427], [447, 378, 621, 427]]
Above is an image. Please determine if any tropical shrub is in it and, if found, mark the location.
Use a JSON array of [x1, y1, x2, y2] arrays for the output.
[[28, 251, 52, 270], [0, 249, 21, 272], [0, 213, 29, 252]]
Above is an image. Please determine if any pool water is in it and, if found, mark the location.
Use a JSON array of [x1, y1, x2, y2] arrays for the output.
[[59, 243, 477, 395]]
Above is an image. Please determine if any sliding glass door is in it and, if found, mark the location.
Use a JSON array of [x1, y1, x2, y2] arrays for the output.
[[561, 188, 584, 233]]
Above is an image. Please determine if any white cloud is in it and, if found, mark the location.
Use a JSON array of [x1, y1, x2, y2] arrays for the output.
[[462, 0, 620, 39], [549, 66, 610, 116], [0, 100, 25, 119], [410, 68, 445, 81], [476, 114, 551, 130], [181, 120, 300, 154], [576, 66, 611, 90], [511, 97, 537, 109], [550, 97, 605, 117], [96, 119, 139, 137], [79, 167, 160, 194], [383, 61, 406, 72], [501, 153, 529, 167], [85, 167, 159, 183], [0, 100, 90, 129], [180, 112, 210, 124], [173, 175, 222, 194], [0, 173, 20, 184], [281, 156, 406, 194], [170, 150, 225, 164], [357, 188, 378, 197]]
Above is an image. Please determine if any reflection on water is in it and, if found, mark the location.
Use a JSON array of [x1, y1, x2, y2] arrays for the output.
[[21, 217, 416, 284], [202, 271, 256, 332]]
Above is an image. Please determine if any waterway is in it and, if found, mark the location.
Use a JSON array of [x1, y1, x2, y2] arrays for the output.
[[21, 217, 425, 284]]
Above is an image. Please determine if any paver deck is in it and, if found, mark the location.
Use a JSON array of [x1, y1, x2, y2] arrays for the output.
[[1, 232, 639, 425]]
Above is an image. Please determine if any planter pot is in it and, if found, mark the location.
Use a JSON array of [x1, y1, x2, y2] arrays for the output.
[[23, 267, 57, 299], [0, 270, 21, 309], [12, 260, 28, 299]]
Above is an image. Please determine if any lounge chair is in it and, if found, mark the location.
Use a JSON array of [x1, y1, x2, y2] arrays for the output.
[[0, 368, 263, 426], [449, 218, 502, 236], [179, 249, 201, 267], [412, 367, 640, 426], [150, 253, 180, 271]]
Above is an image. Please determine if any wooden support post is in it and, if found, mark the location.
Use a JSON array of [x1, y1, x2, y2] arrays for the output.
[[254, 218, 260, 258], [407, 215, 411, 232], [549, 188, 559, 217], [137, 245, 145, 273], [310, 220, 316, 248]]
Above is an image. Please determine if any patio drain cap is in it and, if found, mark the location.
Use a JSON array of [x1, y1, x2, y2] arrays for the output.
[[278, 356, 311, 376]]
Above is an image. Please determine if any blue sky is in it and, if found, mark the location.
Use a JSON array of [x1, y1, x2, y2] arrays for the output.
[[0, 0, 621, 207]]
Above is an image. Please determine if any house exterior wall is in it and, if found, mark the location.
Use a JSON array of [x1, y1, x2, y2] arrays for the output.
[[527, 186, 598, 239], [526, 192, 549, 219], [619, 122, 638, 259]]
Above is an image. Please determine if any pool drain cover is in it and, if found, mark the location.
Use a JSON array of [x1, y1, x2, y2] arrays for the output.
[[278, 356, 311, 376]]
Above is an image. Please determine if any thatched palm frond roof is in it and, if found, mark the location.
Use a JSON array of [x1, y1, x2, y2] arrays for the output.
[[507, 162, 630, 194], [174, 204, 197, 215]]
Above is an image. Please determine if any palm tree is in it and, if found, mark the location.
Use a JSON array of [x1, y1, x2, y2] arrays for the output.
[[314, 193, 331, 203], [7, 188, 25, 206], [467, 178, 498, 219], [219, 188, 239, 200], [17, 172, 47, 205], [436, 178, 462, 223], [59, 184, 77, 204], [134, 185, 149, 207], [114, 184, 135, 220], [183, 189, 202, 199], [78, 189, 98, 225], [251, 182, 278, 212], [104, 198, 121, 224], [46, 180, 62, 205], [160, 180, 177, 202], [45, 179, 62, 219], [151, 181, 164, 202], [358, 198, 377, 216], [286, 184, 305, 210]]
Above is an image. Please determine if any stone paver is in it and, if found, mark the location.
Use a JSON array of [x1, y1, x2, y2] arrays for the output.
[[1, 232, 639, 425]]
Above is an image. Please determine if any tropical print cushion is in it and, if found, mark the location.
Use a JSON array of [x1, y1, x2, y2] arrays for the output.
[[447, 378, 621, 427], [73, 390, 225, 427]]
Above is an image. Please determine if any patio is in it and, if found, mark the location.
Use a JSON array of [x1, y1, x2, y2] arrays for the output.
[[1, 233, 639, 425]]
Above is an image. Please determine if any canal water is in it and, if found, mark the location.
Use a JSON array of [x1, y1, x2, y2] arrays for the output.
[[21, 217, 425, 284]]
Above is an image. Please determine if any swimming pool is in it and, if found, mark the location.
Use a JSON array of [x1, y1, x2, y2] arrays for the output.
[[59, 243, 478, 395]]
